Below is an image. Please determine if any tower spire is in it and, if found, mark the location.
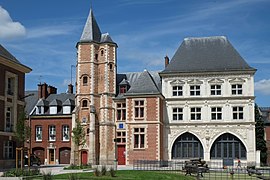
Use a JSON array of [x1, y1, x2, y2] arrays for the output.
[[80, 8, 101, 43]]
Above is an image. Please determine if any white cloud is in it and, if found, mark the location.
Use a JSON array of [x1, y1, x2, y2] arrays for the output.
[[0, 6, 26, 40], [255, 79, 270, 95]]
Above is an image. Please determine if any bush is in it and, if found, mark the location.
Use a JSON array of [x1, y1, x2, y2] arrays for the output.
[[42, 171, 53, 180], [2, 168, 41, 177], [101, 165, 107, 176], [68, 173, 79, 180], [93, 168, 100, 177], [109, 167, 116, 177]]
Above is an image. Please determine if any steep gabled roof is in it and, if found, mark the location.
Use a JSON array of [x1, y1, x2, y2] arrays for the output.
[[125, 70, 161, 95], [63, 98, 75, 106], [161, 36, 256, 74], [49, 99, 62, 106], [80, 9, 101, 43]]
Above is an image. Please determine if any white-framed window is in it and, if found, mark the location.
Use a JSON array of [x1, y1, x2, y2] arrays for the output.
[[4, 141, 13, 159], [117, 103, 126, 121], [36, 126, 42, 141], [190, 107, 201, 120], [134, 128, 145, 149], [233, 107, 243, 120], [172, 86, 183, 96], [134, 100, 144, 119], [5, 107, 13, 132], [116, 131, 126, 144], [211, 85, 221, 95], [211, 107, 222, 120], [49, 125, 56, 141], [172, 108, 183, 121], [232, 84, 242, 95], [62, 125, 70, 141], [190, 85, 200, 96]]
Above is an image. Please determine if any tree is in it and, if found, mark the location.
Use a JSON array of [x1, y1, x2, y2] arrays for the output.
[[72, 119, 86, 165], [15, 111, 30, 145], [255, 104, 267, 165]]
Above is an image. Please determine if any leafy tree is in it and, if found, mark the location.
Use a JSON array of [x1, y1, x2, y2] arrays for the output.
[[15, 110, 30, 146], [72, 119, 86, 165], [255, 104, 267, 165]]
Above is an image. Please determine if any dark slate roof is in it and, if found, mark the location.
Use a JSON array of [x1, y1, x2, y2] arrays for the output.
[[117, 70, 161, 99], [0, 44, 21, 64], [63, 98, 75, 106], [161, 36, 256, 74], [119, 78, 130, 86], [80, 9, 101, 43], [25, 91, 39, 115], [49, 99, 62, 106], [79, 9, 116, 44], [36, 99, 49, 106]]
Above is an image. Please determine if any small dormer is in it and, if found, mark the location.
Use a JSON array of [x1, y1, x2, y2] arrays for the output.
[[63, 98, 75, 114], [119, 78, 130, 94], [36, 99, 49, 115], [49, 99, 62, 115]]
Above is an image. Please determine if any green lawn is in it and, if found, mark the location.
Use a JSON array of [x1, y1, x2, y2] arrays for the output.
[[51, 170, 195, 180]]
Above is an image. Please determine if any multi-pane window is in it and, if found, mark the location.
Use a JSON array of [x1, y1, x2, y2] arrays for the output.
[[232, 84, 242, 95], [233, 107, 243, 120], [134, 100, 144, 119], [211, 107, 222, 120], [120, 86, 127, 94], [117, 103, 126, 121], [83, 76, 88, 86], [134, 128, 145, 148], [172, 86, 183, 96], [190, 85, 200, 96], [5, 107, 13, 132], [62, 125, 70, 141], [49, 125, 56, 141], [36, 126, 42, 141], [4, 141, 13, 159], [211, 85, 221, 95], [7, 77, 14, 95], [173, 108, 183, 121], [116, 131, 126, 144], [190, 107, 201, 120]]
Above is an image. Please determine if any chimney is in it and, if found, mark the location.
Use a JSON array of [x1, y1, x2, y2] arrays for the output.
[[68, 84, 73, 94], [38, 83, 43, 99], [165, 55, 169, 67], [47, 86, 57, 95], [41, 83, 48, 99]]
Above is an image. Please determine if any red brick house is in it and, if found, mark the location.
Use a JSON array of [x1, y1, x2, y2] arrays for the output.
[[0, 44, 31, 168], [25, 83, 74, 165]]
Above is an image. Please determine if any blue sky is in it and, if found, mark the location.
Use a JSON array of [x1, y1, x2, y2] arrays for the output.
[[0, 0, 270, 106]]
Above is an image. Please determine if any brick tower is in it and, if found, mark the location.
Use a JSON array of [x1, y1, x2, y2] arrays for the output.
[[72, 8, 117, 165]]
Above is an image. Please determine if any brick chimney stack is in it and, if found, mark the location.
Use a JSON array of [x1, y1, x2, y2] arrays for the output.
[[37, 83, 57, 99], [47, 85, 57, 95], [41, 83, 48, 99], [38, 83, 43, 99], [165, 55, 169, 67], [68, 84, 73, 94]]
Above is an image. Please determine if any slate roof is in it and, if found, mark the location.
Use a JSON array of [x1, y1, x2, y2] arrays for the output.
[[115, 70, 161, 98], [160, 36, 256, 74], [79, 9, 115, 44], [0, 44, 31, 72], [25, 92, 75, 115]]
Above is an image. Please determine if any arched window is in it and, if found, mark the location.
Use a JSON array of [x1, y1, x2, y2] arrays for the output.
[[210, 133, 246, 159], [83, 76, 88, 86], [82, 100, 88, 107], [172, 132, 203, 159], [101, 50, 104, 56]]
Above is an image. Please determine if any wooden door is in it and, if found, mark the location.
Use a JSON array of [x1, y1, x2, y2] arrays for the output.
[[59, 148, 71, 164], [118, 145, 126, 165], [49, 149, 55, 164], [81, 151, 88, 165]]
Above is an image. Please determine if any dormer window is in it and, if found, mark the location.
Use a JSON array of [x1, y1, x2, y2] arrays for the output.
[[120, 86, 127, 94]]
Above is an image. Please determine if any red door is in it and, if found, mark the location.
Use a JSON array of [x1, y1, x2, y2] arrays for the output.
[[118, 145, 126, 165], [81, 151, 88, 165]]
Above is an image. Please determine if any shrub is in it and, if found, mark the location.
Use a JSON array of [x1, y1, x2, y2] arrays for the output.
[[68, 173, 79, 180], [101, 165, 107, 176], [109, 167, 116, 177], [93, 168, 100, 177], [42, 171, 53, 180]]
